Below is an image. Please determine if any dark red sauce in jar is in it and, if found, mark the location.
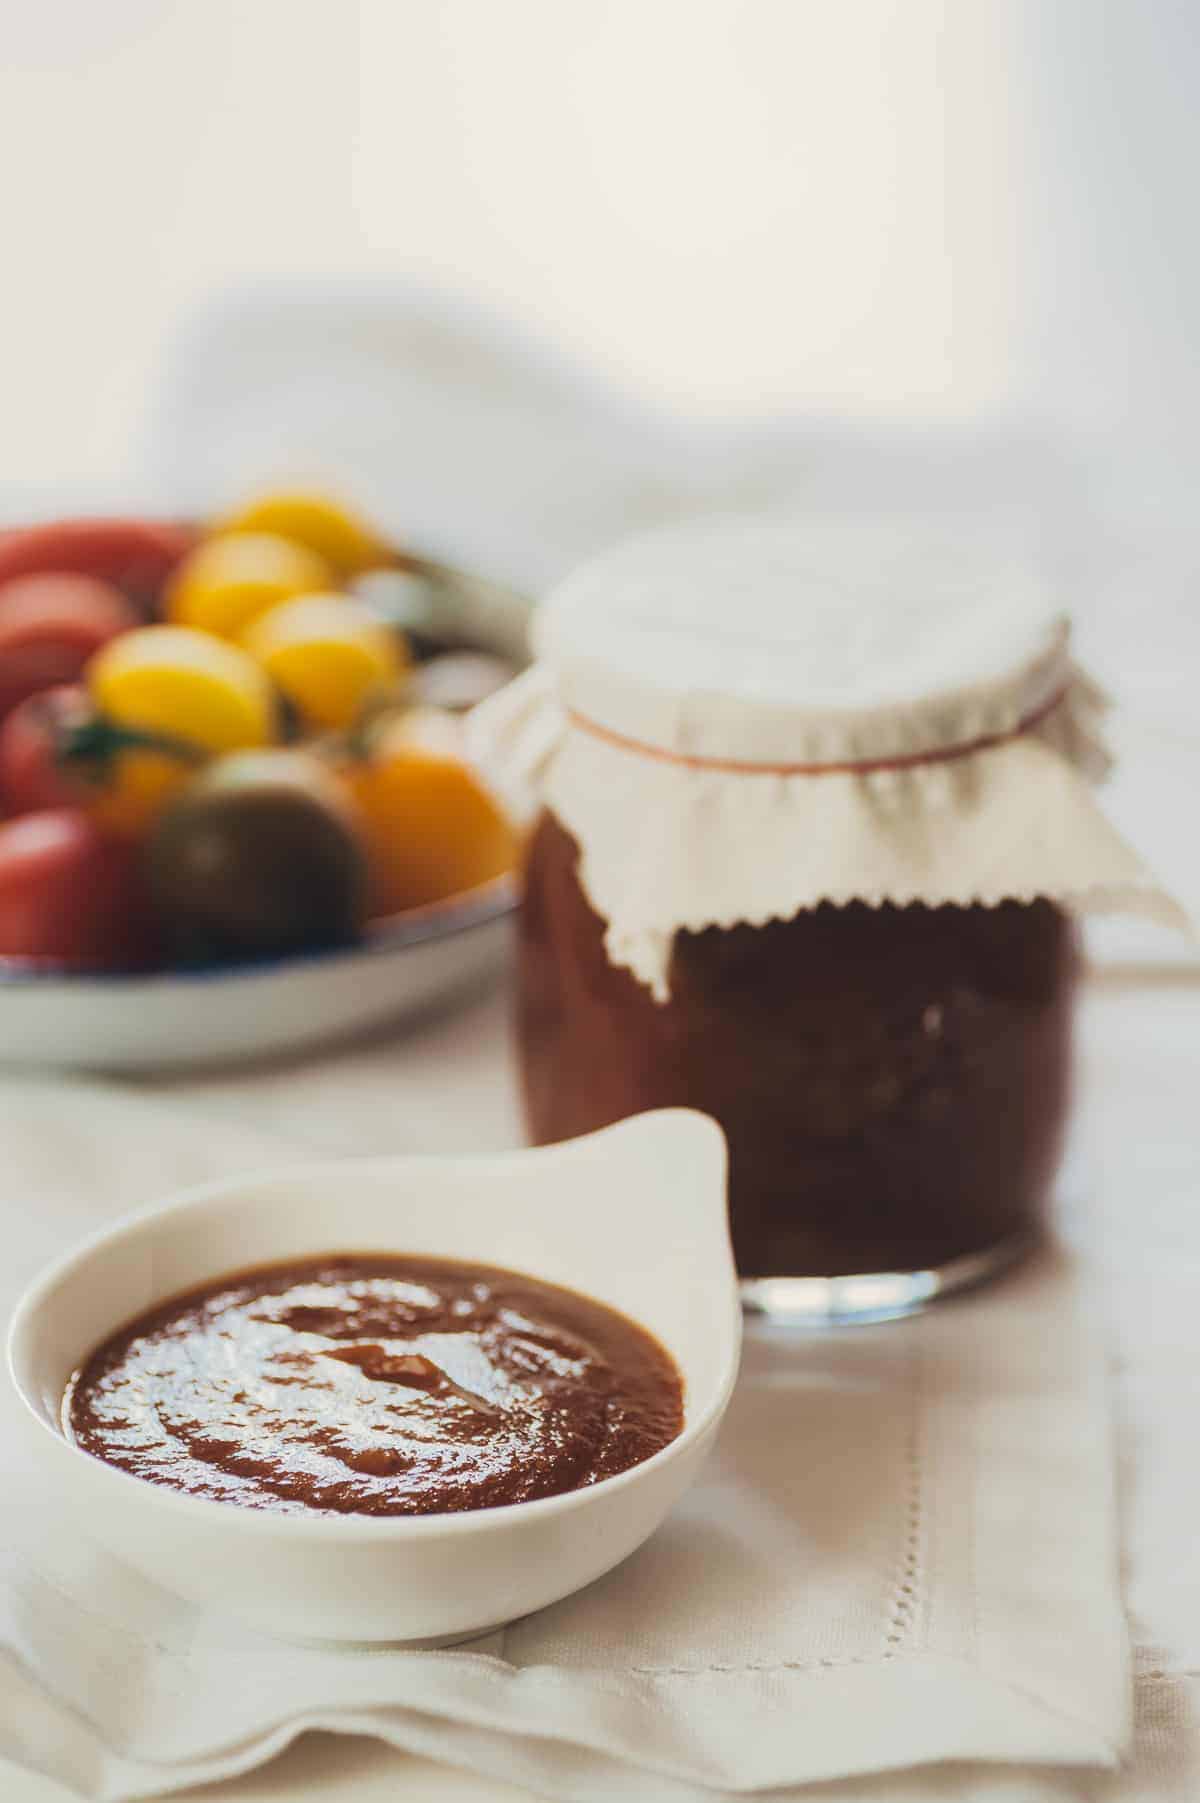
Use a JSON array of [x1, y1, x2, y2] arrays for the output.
[[519, 812, 1076, 1280]]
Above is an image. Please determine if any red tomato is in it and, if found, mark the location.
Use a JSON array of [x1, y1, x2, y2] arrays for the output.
[[0, 573, 138, 720], [0, 685, 94, 816], [0, 518, 193, 606], [0, 811, 157, 967]]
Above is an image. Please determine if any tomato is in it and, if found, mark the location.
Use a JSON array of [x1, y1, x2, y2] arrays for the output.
[[144, 750, 368, 960], [214, 489, 392, 577], [242, 593, 408, 730], [166, 531, 331, 639], [88, 625, 277, 755], [0, 573, 139, 720], [0, 518, 193, 607], [0, 687, 93, 814], [0, 684, 201, 835], [0, 810, 157, 967], [337, 709, 517, 914]]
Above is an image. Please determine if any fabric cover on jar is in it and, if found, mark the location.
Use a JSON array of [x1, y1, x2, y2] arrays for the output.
[[473, 513, 1183, 997]]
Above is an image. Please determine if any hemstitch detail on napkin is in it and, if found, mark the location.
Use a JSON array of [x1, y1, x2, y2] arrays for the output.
[[626, 1649, 927, 1677], [626, 1329, 929, 1680], [883, 1331, 926, 1657]]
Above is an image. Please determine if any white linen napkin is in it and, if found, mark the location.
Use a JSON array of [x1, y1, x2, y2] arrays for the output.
[[138, 281, 1086, 602], [0, 1068, 1128, 1803]]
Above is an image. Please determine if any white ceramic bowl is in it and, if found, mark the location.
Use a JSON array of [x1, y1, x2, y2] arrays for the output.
[[0, 874, 515, 1072], [8, 1110, 739, 1644]]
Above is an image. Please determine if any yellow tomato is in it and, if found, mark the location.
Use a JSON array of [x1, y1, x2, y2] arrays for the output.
[[166, 532, 331, 639], [213, 490, 392, 577], [338, 709, 517, 914], [243, 594, 408, 730], [89, 626, 276, 754]]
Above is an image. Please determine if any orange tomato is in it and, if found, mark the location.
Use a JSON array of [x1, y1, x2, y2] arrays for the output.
[[337, 710, 517, 915], [89, 747, 197, 837]]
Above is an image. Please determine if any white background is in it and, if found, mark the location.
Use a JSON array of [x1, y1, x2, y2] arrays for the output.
[[1, 0, 1198, 479]]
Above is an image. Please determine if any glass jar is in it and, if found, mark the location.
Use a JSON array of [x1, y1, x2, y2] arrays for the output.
[[520, 809, 1076, 1308], [476, 517, 1177, 1321]]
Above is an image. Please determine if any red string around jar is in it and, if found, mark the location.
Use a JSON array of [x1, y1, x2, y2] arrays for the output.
[[565, 683, 1069, 778]]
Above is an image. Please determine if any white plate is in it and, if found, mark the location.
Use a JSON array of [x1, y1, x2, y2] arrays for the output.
[[8, 1111, 739, 1643], [0, 876, 516, 1072]]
